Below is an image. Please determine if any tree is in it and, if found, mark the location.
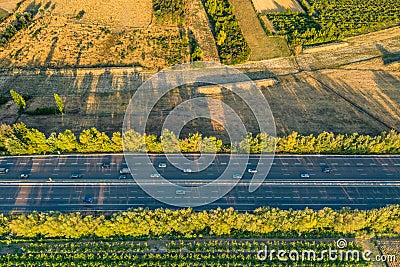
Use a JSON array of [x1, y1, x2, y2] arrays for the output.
[[10, 90, 26, 112], [160, 129, 180, 153], [216, 30, 227, 46], [53, 94, 64, 114], [191, 46, 203, 61]]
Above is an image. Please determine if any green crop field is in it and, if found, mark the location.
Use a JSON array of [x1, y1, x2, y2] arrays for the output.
[[263, 0, 400, 46], [0, 239, 369, 266]]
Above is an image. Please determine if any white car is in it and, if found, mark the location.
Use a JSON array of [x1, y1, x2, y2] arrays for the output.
[[120, 168, 130, 174], [0, 168, 9, 174], [232, 174, 242, 179], [301, 173, 310, 179], [183, 169, 192, 173], [150, 173, 161, 178], [175, 190, 186, 195], [248, 169, 258, 174], [158, 163, 167, 168]]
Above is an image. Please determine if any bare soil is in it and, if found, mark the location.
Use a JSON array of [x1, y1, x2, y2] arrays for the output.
[[252, 0, 305, 13]]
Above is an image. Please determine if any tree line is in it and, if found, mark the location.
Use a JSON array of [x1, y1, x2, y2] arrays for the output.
[[1, 205, 399, 239], [1, 123, 400, 155], [204, 0, 251, 64], [1, 239, 367, 266]]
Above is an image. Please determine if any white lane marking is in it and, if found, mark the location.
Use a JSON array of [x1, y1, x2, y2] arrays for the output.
[[357, 169, 364, 171], [20, 163, 27, 165], [135, 163, 142, 165], [6, 162, 14, 165], [386, 173, 393, 176], [360, 174, 368, 176], [282, 163, 288, 165], [334, 174, 342, 176], [356, 163, 364, 166], [84, 163, 91, 165], [331, 163, 338, 166], [344, 163, 351, 166], [59, 163, 66, 165], [110, 163, 117, 165], [394, 164, 400, 166], [71, 163, 78, 165], [295, 163, 301, 165], [370, 163, 377, 166], [382, 164, 388, 166], [307, 163, 313, 165]]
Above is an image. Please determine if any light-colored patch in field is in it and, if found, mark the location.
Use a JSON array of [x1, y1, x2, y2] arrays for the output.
[[0, 0, 19, 12], [252, 0, 304, 13], [229, 0, 291, 60], [19, 0, 153, 28]]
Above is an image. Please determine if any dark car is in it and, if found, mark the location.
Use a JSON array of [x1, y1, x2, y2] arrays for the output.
[[82, 197, 94, 204], [323, 167, 333, 173], [118, 175, 127, 180], [101, 163, 111, 169], [20, 174, 29, 179], [70, 174, 82, 179]]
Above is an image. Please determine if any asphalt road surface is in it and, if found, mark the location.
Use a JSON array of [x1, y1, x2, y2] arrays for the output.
[[0, 154, 399, 212]]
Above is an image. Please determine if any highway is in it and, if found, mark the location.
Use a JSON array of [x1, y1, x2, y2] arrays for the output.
[[0, 154, 399, 212]]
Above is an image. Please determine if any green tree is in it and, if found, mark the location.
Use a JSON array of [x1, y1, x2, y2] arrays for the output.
[[160, 129, 180, 153], [53, 94, 64, 114], [10, 90, 26, 112]]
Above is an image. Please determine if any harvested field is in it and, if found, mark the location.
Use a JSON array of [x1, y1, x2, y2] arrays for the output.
[[19, 0, 153, 28], [252, 0, 304, 13], [229, 0, 291, 60], [0, 0, 19, 12], [0, 0, 189, 70]]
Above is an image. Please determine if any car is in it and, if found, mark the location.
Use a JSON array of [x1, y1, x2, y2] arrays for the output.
[[70, 174, 82, 179], [232, 174, 242, 179], [183, 169, 192, 173], [175, 190, 186, 195], [323, 167, 333, 173], [82, 197, 94, 204], [20, 174, 29, 179], [101, 163, 111, 169], [150, 173, 161, 178], [118, 175, 127, 180], [158, 163, 167, 168], [301, 173, 310, 179], [120, 168, 130, 174], [0, 168, 9, 174], [248, 169, 258, 174]]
